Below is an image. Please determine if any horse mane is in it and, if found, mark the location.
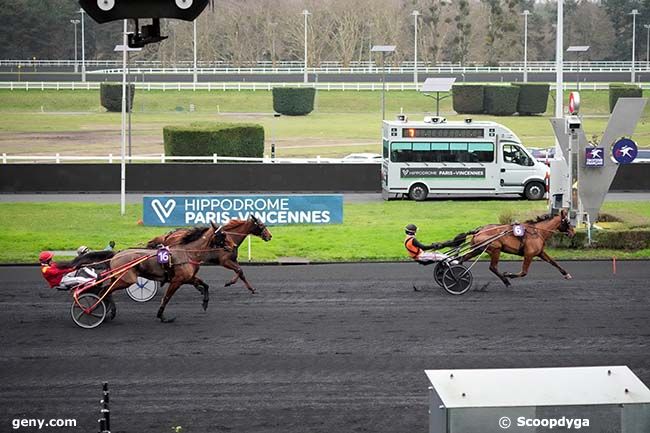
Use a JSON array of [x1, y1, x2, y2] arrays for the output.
[[223, 218, 247, 230], [525, 213, 555, 224], [179, 226, 210, 244]]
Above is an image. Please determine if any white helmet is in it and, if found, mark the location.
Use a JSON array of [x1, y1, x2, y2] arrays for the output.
[[77, 245, 90, 256]]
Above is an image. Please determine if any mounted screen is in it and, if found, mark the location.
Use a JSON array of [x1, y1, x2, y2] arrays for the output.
[[402, 128, 484, 139]]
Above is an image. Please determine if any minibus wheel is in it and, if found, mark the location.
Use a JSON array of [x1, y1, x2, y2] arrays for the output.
[[409, 183, 429, 201], [524, 181, 545, 200]]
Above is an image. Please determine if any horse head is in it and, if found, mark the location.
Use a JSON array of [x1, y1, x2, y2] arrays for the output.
[[558, 209, 575, 238], [249, 214, 272, 242]]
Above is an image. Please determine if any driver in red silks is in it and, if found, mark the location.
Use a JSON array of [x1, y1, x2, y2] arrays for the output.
[[39, 251, 96, 290]]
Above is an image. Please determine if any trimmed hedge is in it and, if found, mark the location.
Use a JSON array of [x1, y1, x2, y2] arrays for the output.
[[484, 85, 520, 116], [608, 83, 642, 113], [513, 83, 549, 115], [451, 84, 485, 114], [549, 230, 650, 250], [163, 122, 264, 158], [100, 82, 135, 112], [272, 87, 316, 115]]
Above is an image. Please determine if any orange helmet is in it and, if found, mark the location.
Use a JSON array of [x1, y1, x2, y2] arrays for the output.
[[39, 251, 54, 263]]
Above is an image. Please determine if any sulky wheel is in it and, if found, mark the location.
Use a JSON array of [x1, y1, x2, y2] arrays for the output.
[[433, 262, 447, 287], [71, 293, 106, 329], [441, 265, 473, 295], [126, 277, 158, 302]]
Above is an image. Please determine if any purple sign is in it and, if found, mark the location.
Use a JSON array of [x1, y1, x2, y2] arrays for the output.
[[585, 147, 604, 167], [157, 248, 171, 265]]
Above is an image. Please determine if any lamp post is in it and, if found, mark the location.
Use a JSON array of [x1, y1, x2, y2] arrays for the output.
[[631, 9, 640, 83], [522, 10, 530, 83], [643, 24, 650, 71], [193, 19, 198, 84], [302, 9, 311, 83], [70, 19, 80, 73], [412, 10, 420, 86], [567, 46, 589, 91], [78, 9, 86, 82], [371, 45, 396, 120]]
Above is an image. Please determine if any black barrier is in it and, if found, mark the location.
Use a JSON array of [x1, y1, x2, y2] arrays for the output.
[[0, 163, 647, 193]]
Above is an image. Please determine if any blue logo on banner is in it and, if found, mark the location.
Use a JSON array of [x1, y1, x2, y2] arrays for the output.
[[143, 195, 343, 226], [585, 147, 604, 167], [612, 138, 637, 164]]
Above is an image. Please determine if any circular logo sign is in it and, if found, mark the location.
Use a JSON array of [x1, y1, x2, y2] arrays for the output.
[[612, 138, 638, 164], [568, 92, 580, 115]]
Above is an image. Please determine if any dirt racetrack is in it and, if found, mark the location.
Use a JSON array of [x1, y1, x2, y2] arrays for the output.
[[0, 261, 649, 433]]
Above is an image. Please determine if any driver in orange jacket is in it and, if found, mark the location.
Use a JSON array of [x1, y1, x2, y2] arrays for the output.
[[404, 224, 449, 263]]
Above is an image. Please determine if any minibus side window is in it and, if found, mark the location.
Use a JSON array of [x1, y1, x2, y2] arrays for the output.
[[503, 144, 534, 166]]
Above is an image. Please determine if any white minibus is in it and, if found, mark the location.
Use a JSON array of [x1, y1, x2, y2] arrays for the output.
[[381, 116, 549, 200]]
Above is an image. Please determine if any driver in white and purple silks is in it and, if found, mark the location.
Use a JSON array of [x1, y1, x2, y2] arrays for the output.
[[404, 224, 450, 263]]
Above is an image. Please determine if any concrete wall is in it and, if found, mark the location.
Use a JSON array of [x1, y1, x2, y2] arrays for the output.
[[0, 163, 646, 193]]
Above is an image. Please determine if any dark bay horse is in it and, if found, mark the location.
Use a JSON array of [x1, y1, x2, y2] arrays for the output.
[[106, 222, 227, 322], [460, 209, 575, 287], [146, 215, 272, 294]]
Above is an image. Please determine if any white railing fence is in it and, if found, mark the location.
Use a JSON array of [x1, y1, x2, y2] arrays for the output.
[[2, 81, 646, 92], [0, 153, 380, 164]]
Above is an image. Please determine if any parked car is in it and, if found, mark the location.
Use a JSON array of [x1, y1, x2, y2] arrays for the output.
[[341, 153, 382, 163], [529, 147, 555, 164]]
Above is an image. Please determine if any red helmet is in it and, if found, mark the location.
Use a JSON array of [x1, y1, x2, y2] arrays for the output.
[[39, 251, 54, 263]]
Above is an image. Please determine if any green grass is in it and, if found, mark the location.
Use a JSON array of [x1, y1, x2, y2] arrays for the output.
[[1, 200, 649, 264], [2, 89, 650, 157]]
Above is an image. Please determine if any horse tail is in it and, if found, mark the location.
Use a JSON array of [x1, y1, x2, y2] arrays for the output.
[[440, 228, 480, 249], [71, 250, 115, 269], [146, 236, 164, 248]]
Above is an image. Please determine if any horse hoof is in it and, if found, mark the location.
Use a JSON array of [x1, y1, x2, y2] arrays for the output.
[[108, 306, 116, 321], [564, 273, 573, 280], [224, 282, 233, 287], [202, 302, 209, 311], [160, 316, 176, 323]]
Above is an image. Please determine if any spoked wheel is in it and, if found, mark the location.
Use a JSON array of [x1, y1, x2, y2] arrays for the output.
[[442, 265, 473, 295], [71, 293, 106, 329], [126, 277, 158, 302], [433, 262, 448, 287]]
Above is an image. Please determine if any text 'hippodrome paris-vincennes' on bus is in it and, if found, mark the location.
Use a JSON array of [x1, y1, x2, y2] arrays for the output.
[[183, 198, 331, 224]]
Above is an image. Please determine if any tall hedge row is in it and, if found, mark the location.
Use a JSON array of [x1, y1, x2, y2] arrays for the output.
[[609, 83, 643, 113], [100, 82, 135, 112], [163, 122, 264, 158], [451, 84, 485, 114], [272, 87, 316, 115], [484, 85, 520, 115], [513, 83, 550, 115], [452, 83, 548, 116]]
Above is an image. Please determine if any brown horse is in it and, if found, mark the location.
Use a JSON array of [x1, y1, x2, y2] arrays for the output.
[[460, 209, 575, 287], [146, 215, 273, 293], [106, 222, 227, 322]]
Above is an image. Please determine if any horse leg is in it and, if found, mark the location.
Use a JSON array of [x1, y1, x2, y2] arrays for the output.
[[224, 272, 240, 288], [503, 254, 533, 279], [156, 281, 183, 323], [538, 250, 572, 280], [488, 249, 511, 287], [190, 276, 210, 311], [222, 260, 255, 294]]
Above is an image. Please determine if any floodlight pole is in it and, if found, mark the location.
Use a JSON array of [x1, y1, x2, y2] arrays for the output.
[[522, 10, 530, 83], [303, 10, 310, 83], [382, 52, 387, 119], [645, 24, 650, 71], [193, 19, 198, 84], [120, 19, 127, 216], [412, 11, 419, 86], [79, 9, 86, 82], [555, 1, 563, 119], [71, 19, 80, 73], [631, 9, 640, 83]]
